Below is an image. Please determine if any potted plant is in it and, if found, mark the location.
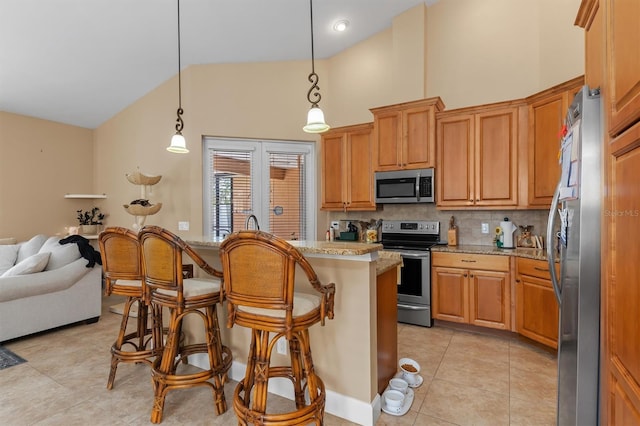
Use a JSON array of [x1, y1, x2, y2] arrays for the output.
[[77, 207, 105, 235]]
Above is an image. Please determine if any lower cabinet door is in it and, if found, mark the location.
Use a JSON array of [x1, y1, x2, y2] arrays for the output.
[[432, 266, 468, 323], [515, 274, 559, 348], [469, 269, 510, 330]]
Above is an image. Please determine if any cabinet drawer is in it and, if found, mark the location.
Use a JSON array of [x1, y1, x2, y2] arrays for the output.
[[516, 257, 558, 281], [432, 252, 509, 272]]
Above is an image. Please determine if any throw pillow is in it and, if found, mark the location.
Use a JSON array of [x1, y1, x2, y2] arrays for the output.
[[16, 234, 47, 263], [0, 237, 17, 245], [44, 243, 81, 271], [1, 252, 50, 277], [0, 245, 20, 275]]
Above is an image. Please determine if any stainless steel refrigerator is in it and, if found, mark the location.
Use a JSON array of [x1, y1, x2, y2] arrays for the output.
[[546, 85, 601, 425]]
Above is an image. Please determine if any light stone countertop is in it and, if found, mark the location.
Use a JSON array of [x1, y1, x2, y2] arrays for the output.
[[185, 236, 382, 256], [431, 244, 553, 261], [184, 236, 402, 275]]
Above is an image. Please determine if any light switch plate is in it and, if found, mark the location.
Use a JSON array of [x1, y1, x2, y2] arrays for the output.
[[178, 221, 190, 231]]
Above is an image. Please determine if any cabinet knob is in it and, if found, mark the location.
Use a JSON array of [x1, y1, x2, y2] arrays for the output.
[[464, 273, 468, 278]]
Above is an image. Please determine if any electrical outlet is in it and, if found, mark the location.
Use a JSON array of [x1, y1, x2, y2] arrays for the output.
[[481, 223, 489, 234], [276, 337, 287, 355], [331, 221, 340, 230], [178, 221, 190, 231]]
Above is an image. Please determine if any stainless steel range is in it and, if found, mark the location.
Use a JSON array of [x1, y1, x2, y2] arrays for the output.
[[381, 220, 440, 327]]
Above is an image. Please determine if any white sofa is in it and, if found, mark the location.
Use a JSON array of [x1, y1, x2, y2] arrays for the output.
[[0, 235, 102, 342]]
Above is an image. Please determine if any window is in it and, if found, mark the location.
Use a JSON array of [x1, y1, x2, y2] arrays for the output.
[[203, 137, 316, 241]]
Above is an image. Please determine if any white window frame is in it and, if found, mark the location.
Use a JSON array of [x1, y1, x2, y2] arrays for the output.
[[203, 136, 316, 241]]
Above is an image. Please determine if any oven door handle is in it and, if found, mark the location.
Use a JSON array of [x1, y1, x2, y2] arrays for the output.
[[397, 303, 430, 311], [397, 252, 430, 258]]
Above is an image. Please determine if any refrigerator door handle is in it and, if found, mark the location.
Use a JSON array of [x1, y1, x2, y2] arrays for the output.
[[547, 182, 562, 305]]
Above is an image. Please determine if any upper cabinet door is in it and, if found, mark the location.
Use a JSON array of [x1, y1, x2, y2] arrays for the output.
[[403, 104, 437, 169], [474, 108, 519, 207], [436, 114, 475, 207], [372, 110, 402, 171], [320, 132, 346, 210], [606, 0, 640, 136], [528, 92, 567, 206], [345, 124, 376, 210]]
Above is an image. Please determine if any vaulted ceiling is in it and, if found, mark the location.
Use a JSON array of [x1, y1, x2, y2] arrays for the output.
[[0, 0, 437, 129]]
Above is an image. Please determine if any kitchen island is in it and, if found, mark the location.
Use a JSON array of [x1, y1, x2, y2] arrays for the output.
[[182, 237, 401, 425]]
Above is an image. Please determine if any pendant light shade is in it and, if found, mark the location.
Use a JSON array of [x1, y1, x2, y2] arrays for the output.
[[302, 0, 330, 134], [304, 106, 330, 133], [167, 0, 189, 153], [167, 131, 188, 153]]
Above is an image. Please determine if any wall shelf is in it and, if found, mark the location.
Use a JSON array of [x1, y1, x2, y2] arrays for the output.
[[64, 194, 107, 199]]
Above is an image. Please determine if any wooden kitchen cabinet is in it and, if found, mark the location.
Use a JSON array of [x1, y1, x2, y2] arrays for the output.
[[515, 257, 559, 349], [320, 123, 376, 211], [525, 76, 584, 207], [576, 0, 640, 421], [432, 252, 510, 330], [605, 0, 640, 136], [370, 97, 445, 171], [376, 267, 398, 394], [436, 103, 520, 208]]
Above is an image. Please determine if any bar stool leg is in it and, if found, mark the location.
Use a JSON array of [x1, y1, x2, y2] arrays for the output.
[[107, 297, 136, 390], [288, 334, 306, 408], [151, 309, 181, 424], [206, 305, 227, 415]]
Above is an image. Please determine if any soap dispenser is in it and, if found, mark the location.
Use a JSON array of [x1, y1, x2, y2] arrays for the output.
[[499, 217, 517, 249]]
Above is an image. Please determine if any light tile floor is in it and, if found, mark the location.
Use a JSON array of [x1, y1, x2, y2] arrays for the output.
[[0, 296, 557, 425]]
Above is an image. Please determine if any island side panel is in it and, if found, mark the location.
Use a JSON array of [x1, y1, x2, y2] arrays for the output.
[[192, 246, 379, 405]]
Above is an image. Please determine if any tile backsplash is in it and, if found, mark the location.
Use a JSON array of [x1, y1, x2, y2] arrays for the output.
[[329, 204, 550, 247]]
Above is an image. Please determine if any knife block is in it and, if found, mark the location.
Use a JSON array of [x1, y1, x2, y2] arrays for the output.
[[447, 228, 458, 246]]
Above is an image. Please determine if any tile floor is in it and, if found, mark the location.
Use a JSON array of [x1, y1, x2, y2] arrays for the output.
[[0, 296, 557, 425]]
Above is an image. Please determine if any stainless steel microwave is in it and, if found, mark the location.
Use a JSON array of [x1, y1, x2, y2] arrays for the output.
[[374, 168, 434, 204]]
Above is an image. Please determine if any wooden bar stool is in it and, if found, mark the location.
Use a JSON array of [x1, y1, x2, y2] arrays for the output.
[[219, 230, 335, 426], [138, 226, 232, 424], [99, 227, 160, 390]]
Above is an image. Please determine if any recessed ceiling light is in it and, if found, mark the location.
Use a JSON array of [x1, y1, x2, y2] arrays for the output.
[[333, 20, 349, 32]]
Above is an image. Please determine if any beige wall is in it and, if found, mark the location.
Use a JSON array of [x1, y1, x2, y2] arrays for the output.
[[0, 111, 96, 241], [0, 0, 584, 241], [426, 0, 583, 109]]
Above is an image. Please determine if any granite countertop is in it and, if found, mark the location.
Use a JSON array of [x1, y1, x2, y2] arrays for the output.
[[377, 251, 403, 275], [431, 244, 552, 261], [185, 236, 383, 256]]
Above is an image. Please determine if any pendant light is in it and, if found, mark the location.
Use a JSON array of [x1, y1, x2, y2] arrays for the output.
[[302, 0, 330, 133], [167, 0, 189, 153]]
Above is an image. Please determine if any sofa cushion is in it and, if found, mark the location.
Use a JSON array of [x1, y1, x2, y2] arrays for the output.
[[1, 252, 50, 277], [0, 245, 20, 275], [16, 234, 47, 263], [44, 244, 81, 271]]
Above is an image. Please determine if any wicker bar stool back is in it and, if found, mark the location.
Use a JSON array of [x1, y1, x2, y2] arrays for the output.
[[138, 226, 232, 424], [219, 230, 335, 426], [99, 227, 159, 390]]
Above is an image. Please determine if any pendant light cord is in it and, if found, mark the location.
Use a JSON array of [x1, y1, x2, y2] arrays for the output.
[[175, 0, 184, 133], [309, 0, 315, 75], [306, 0, 321, 107]]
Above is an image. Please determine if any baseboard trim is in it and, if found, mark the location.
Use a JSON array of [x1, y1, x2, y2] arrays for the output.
[[189, 354, 380, 425]]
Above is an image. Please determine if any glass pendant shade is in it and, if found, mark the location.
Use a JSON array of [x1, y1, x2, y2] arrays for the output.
[[303, 106, 330, 133], [167, 132, 189, 153]]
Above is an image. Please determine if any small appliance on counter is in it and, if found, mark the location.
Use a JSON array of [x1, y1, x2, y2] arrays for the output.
[[499, 217, 516, 249]]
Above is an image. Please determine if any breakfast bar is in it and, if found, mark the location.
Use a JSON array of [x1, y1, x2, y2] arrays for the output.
[[182, 237, 401, 425]]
